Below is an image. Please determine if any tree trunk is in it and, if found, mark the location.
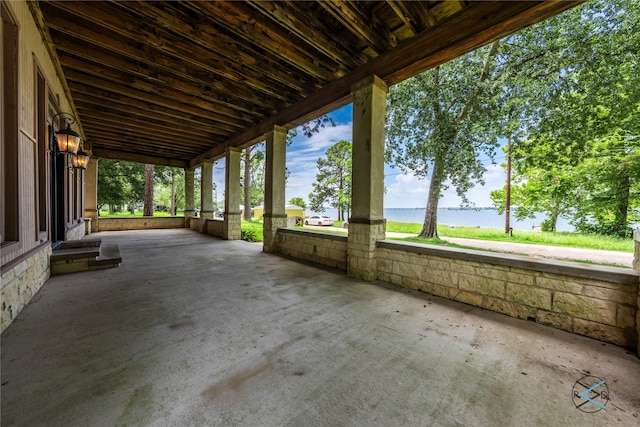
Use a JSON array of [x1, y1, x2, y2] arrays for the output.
[[419, 157, 445, 239], [144, 163, 154, 216], [170, 172, 176, 216], [549, 210, 559, 232], [243, 147, 252, 221], [615, 173, 630, 235]]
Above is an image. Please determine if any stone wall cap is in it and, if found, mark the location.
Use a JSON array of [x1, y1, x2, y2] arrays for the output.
[[279, 227, 347, 242], [377, 240, 639, 287]]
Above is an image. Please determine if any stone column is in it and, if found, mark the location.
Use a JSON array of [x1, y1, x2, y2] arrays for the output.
[[224, 147, 242, 240], [347, 75, 388, 280], [184, 167, 195, 218], [83, 157, 99, 233], [263, 125, 288, 253], [200, 160, 214, 232]]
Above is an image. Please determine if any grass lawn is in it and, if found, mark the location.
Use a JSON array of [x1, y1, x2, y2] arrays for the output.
[[386, 221, 634, 252], [97, 213, 633, 252], [241, 219, 264, 242], [292, 221, 633, 252]]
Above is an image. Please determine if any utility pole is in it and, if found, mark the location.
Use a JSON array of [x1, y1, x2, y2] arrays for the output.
[[505, 137, 512, 235]]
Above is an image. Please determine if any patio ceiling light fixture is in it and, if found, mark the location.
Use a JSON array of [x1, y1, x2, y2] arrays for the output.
[[52, 112, 81, 155]]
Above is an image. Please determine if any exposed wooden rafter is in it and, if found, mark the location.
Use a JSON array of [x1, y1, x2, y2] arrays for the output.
[[29, 0, 584, 168]]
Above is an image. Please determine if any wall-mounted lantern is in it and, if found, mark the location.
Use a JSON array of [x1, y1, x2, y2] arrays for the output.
[[52, 112, 81, 155]]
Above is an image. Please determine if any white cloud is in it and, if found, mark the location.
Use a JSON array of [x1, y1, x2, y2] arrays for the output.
[[285, 123, 507, 208], [286, 123, 353, 203]]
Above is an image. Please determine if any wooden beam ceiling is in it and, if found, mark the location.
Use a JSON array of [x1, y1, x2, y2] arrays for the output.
[[30, 0, 584, 168]]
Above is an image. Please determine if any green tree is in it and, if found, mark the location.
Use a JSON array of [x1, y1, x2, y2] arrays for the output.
[[242, 144, 265, 220], [288, 197, 306, 209], [154, 166, 185, 215], [309, 140, 352, 221], [97, 160, 144, 213], [491, 138, 578, 232], [571, 133, 640, 237], [493, 0, 640, 236], [387, 0, 640, 238], [240, 116, 336, 220], [386, 41, 503, 238]]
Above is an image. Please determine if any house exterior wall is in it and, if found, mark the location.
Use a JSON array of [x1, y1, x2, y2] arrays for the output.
[[1, 1, 82, 333]]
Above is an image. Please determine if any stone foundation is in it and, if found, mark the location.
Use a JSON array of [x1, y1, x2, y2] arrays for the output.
[[204, 218, 224, 238], [97, 217, 186, 231], [278, 228, 347, 270], [65, 221, 86, 241], [1, 244, 51, 333], [377, 240, 638, 349]]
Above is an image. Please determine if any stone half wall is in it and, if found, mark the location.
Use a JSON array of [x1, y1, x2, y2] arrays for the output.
[[277, 228, 347, 271], [65, 221, 86, 241], [204, 219, 224, 238], [97, 217, 186, 231], [377, 240, 639, 349], [1, 244, 51, 333]]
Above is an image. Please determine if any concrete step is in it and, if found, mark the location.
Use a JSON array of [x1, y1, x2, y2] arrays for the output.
[[50, 239, 121, 275], [89, 244, 122, 270]]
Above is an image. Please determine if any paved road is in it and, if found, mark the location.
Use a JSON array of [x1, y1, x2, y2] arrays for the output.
[[388, 232, 633, 268]]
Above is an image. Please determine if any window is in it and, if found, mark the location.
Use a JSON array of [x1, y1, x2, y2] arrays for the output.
[[1, 2, 19, 249], [36, 66, 48, 240]]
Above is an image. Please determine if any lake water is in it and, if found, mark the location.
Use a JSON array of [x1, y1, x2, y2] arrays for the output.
[[308, 207, 574, 232]]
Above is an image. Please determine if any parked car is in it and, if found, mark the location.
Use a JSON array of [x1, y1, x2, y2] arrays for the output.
[[304, 215, 333, 226]]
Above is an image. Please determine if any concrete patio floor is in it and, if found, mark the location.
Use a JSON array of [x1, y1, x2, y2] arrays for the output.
[[2, 229, 639, 426]]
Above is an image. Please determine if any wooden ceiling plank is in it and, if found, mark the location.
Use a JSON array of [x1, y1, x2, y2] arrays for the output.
[[58, 52, 252, 129], [185, 0, 338, 84], [385, 1, 417, 36], [318, 0, 397, 55], [54, 49, 267, 121], [67, 84, 240, 138], [80, 125, 210, 154], [45, 2, 296, 105], [75, 106, 224, 142], [401, 1, 438, 31], [126, 0, 335, 89], [246, 1, 364, 72], [92, 148, 190, 168], [49, 34, 283, 118], [64, 70, 246, 133]]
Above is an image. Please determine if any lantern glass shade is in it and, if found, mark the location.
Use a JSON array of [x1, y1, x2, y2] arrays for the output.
[[71, 152, 90, 169], [55, 124, 81, 154]]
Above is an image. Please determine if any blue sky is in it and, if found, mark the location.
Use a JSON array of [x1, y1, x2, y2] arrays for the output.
[[209, 104, 506, 209], [285, 104, 507, 209]]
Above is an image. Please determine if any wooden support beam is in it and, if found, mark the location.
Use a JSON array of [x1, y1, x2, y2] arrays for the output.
[[92, 148, 190, 168]]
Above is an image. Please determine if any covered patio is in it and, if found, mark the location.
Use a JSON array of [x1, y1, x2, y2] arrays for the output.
[[2, 229, 639, 425]]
